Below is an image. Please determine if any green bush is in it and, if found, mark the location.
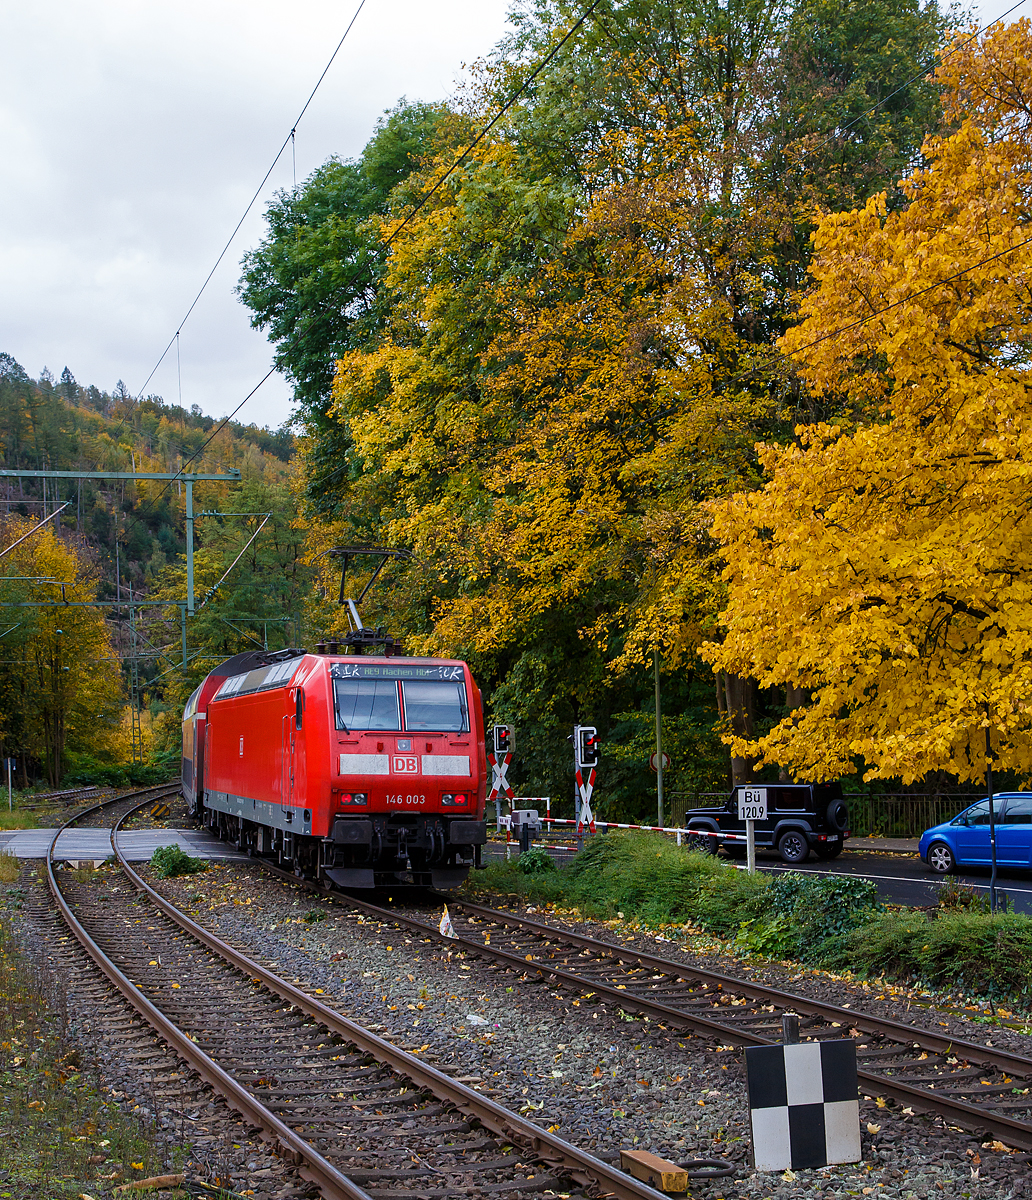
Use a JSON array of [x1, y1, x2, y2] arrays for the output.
[[549, 831, 767, 932], [827, 909, 1032, 999], [63, 754, 171, 788], [470, 831, 1032, 1004], [150, 844, 207, 879], [771, 872, 882, 960], [518, 847, 556, 875]]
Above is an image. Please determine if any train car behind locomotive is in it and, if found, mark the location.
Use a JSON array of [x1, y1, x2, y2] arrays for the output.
[[182, 648, 488, 888]]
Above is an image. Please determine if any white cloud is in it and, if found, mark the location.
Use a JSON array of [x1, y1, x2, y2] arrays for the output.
[[0, 0, 514, 430]]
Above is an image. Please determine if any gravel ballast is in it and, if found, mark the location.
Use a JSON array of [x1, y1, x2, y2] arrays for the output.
[[148, 859, 1032, 1199]]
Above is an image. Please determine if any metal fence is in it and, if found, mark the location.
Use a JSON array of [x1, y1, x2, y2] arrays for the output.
[[666, 791, 982, 840], [844, 794, 980, 839]]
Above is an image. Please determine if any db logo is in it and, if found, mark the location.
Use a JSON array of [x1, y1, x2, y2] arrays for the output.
[[392, 755, 419, 775]]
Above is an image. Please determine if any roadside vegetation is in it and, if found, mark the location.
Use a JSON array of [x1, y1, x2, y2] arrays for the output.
[[0, 811, 38, 833], [469, 832, 1032, 1007], [0, 914, 178, 1197]]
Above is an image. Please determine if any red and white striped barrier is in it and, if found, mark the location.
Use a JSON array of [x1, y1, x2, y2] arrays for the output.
[[543, 815, 698, 837]]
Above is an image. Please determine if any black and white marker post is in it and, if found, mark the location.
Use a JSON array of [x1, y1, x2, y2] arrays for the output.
[[738, 785, 767, 874], [745, 1015, 862, 1172]]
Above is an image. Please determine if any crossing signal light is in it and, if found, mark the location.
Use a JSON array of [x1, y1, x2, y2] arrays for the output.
[[493, 724, 513, 755], [577, 725, 599, 767]]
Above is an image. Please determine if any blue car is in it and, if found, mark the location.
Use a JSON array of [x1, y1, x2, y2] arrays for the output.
[[919, 793, 1032, 874]]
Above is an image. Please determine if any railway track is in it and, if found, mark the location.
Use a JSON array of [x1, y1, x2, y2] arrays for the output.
[[46, 796, 681, 1200], [256, 879, 1032, 1152], [66, 780, 181, 828]]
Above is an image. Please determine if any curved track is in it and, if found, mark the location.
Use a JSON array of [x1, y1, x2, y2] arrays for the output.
[[66, 780, 182, 828], [46, 796, 677, 1200], [262, 879, 1032, 1151]]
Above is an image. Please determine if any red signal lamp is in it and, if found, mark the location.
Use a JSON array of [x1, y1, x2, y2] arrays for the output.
[[336, 792, 368, 809]]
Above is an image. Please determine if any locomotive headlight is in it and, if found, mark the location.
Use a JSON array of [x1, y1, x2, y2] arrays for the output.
[[336, 793, 368, 809], [441, 793, 468, 806]]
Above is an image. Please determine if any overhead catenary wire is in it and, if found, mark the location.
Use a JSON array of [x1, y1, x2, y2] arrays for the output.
[[375, 0, 608, 254], [0, 0, 374, 676], [114, 0, 991, 492], [781, 231, 1032, 362], [812, 1, 1025, 158], [148, 0, 611, 493], [295, 0, 1028, 499], [197, 512, 274, 609], [21, 1, 1027, 680], [110, 0, 371, 440], [0, 504, 71, 559], [9, 0, 373, 660]]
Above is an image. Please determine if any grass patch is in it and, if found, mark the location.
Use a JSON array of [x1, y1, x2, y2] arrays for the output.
[[0, 850, 20, 883], [0, 916, 179, 1197], [516, 847, 556, 875], [472, 832, 769, 932], [0, 810, 38, 831], [470, 830, 1032, 1006], [150, 845, 207, 879]]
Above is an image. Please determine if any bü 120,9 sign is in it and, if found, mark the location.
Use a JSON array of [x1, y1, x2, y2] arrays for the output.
[[737, 787, 767, 822]]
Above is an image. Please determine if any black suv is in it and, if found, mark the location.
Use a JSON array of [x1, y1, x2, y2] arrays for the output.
[[683, 783, 850, 863]]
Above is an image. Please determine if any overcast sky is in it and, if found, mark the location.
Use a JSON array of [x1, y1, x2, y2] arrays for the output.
[[0, 0, 514, 433], [2, 0, 1008, 441]]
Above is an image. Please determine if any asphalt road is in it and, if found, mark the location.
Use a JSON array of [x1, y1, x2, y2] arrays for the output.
[[751, 849, 1032, 914]]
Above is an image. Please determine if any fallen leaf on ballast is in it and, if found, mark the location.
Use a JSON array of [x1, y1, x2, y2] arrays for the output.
[[113, 1176, 186, 1193], [867, 1123, 882, 1135]]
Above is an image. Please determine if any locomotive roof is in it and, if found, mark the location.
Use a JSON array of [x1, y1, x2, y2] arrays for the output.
[[209, 647, 305, 678], [208, 652, 470, 704]]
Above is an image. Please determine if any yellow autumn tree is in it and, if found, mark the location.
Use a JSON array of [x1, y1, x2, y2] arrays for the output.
[[704, 21, 1032, 784], [0, 518, 123, 785], [327, 107, 793, 665]]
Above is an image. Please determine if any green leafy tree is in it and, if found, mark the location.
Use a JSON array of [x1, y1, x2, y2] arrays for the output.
[[239, 0, 948, 810]]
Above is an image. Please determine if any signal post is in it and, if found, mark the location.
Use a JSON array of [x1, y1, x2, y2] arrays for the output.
[[572, 725, 599, 839], [489, 724, 514, 830]]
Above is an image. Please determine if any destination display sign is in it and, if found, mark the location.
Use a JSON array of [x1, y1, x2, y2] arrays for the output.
[[330, 662, 464, 682]]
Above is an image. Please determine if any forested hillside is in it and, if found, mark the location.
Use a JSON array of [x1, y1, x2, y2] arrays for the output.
[[0, 355, 315, 785], [8, 1, 1029, 809], [0, 355, 292, 599], [240, 0, 958, 810]]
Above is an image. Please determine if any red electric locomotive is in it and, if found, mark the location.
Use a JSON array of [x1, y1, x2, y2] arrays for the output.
[[181, 646, 488, 888]]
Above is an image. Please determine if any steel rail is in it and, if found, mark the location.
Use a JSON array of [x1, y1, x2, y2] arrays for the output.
[[47, 795, 374, 1200], [455, 900, 1032, 1076], [268, 880, 1032, 1151], [108, 815, 672, 1200], [447, 903, 1032, 1150], [57, 780, 180, 824]]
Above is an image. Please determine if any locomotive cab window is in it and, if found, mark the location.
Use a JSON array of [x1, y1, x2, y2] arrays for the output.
[[334, 679, 401, 731], [401, 680, 468, 732]]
